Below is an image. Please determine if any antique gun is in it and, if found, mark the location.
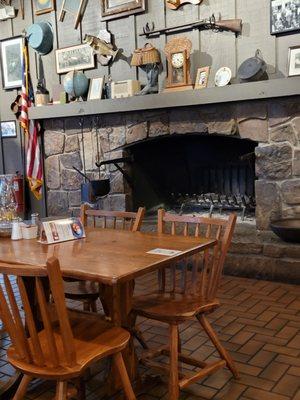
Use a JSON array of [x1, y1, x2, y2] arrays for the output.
[[140, 14, 242, 37]]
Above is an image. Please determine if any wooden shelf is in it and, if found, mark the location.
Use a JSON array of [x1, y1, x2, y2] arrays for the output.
[[28, 77, 300, 120]]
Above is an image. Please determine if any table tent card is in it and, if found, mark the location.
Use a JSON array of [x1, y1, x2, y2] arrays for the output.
[[40, 217, 85, 244]]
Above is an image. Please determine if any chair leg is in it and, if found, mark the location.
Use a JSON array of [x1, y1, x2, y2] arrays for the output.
[[55, 381, 68, 400], [132, 326, 149, 349], [90, 300, 97, 313], [75, 378, 86, 400], [197, 314, 239, 379], [12, 374, 32, 400], [83, 301, 90, 312], [169, 324, 180, 400], [113, 352, 136, 400]]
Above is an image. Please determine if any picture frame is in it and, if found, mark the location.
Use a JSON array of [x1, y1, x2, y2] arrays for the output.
[[270, 0, 300, 35], [55, 44, 95, 74], [59, 0, 87, 29], [0, 36, 23, 90], [100, 0, 146, 21], [195, 66, 210, 89], [33, 0, 55, 15], [88, 77, 104, 100], [288, 45, 300, 76], [0, 121, 17, 138]]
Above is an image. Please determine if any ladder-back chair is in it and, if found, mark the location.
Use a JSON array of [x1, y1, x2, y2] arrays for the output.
[[64, 205, 145, 312], [132, 209, 238, 400], [0, 257, 136, 400]]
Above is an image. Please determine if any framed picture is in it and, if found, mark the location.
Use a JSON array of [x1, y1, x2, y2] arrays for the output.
[[33, 0, 55, 15], [195, 67, 210, 89], [270, 0, 300, 35], [100, 0, 146, 21], [59, 0, 87, 29], [55, 44, 95, 74], [0, 37, 23, 90], [0, 121, 17, 138], [88, 78, 104, 100], [288, 45, 300, 76]]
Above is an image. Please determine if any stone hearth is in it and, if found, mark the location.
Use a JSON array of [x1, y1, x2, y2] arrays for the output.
[[43, 96, 300, 283]]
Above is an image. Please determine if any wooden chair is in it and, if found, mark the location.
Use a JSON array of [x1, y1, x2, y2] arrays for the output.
[[63, 205, 145, 312], [0, 257, 136, 400], [131, 209, 238, 399]]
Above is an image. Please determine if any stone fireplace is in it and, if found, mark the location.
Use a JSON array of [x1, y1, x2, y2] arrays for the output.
[[43, 96, 300, 283]]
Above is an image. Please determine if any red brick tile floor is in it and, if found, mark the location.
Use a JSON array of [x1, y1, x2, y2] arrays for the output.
[[0, 274, 299, 399]]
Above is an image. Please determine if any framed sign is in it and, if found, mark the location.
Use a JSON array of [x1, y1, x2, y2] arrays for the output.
[[1, 121, 17, 138], [195, 66, 210, 89], [55, 44, 95, 74], [288, 45, 300, 76], [33, 0, 55, 15], [88, 77, 104, 100], [270, 0, 300, 35], [100, 0, 146, 21], [0, 37, 23, 90]]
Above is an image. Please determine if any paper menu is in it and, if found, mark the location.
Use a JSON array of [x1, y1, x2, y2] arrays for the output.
[[147, 248, 183, 256], [40, 218, 85, 245]]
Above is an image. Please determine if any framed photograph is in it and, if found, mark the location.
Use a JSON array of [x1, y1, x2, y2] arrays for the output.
[[100, 0, 146, 21], [0, 37, 23, 90], [288, 45, 300, 76], [33, 0, 55, 15], [270, 0, 300, 35], [0, 121, 17, 138], [55, 44, 95, 74], [88, 78, 104, 100], [195, 66, 210, 89]]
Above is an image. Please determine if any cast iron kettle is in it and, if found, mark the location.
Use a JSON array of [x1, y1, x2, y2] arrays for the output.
[[238, 49, 267, 82]]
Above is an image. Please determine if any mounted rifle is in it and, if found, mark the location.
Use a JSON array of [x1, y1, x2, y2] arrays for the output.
[[140, 14, 242, 37]]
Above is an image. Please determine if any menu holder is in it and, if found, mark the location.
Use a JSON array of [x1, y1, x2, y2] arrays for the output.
[[39, 217, 86, 245]]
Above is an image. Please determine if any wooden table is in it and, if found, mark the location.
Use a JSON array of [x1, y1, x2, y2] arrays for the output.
[[0, 228, 216, 396]]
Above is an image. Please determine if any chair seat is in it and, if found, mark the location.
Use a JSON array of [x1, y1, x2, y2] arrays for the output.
[[132, 292, 220, 322], [7, 308, 130, 380], [63, 280, 99, 300]]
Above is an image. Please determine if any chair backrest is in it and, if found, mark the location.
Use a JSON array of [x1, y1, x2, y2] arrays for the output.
[[0, 258, 77, 369], [157, 209, 237, 300], [80, 204, 145, 232]]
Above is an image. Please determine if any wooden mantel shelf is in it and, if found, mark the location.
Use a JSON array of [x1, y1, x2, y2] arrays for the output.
[[29, 77, 300, 120]]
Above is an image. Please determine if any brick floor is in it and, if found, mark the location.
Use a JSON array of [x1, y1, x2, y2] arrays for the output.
[[0, 274, 299, 399]]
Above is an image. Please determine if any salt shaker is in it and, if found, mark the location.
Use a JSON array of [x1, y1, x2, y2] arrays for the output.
[[11, 218, 22, 240]]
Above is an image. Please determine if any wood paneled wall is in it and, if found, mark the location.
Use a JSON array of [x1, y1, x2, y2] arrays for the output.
[[0, 0, 297, 175]]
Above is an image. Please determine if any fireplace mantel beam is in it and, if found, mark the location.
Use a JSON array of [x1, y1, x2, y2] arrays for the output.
[[29, 77, 300, 120]]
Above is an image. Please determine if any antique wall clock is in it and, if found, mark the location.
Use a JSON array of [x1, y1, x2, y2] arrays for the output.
[[164, 37, 193, 92]]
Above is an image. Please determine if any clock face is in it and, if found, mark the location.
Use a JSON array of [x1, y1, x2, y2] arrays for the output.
[[171, 52, 185, 69]]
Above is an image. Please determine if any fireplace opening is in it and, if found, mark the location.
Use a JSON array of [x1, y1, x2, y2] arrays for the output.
[[127, 134, 258, 221]]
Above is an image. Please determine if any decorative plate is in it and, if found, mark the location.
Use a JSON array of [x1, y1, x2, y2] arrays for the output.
[[214, 67, 232, 87]]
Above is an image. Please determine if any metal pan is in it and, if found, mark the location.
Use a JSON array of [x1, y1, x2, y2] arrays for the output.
[[270, 218, 300, 243], [238, 49, 267, 82]]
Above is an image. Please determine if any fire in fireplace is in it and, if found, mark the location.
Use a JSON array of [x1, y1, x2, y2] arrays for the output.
[[127, 134, 258, 220]]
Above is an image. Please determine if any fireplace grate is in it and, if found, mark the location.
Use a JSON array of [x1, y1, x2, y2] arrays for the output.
[[170, 193, 256, 221]]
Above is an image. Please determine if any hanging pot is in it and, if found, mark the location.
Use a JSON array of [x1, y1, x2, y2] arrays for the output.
[[26, 21, 53, 55], [72, 166, 110, 203], [237, 49, 268, 82]]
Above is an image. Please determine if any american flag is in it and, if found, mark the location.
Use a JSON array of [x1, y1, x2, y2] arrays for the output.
[[20, 38, 43, 200]]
